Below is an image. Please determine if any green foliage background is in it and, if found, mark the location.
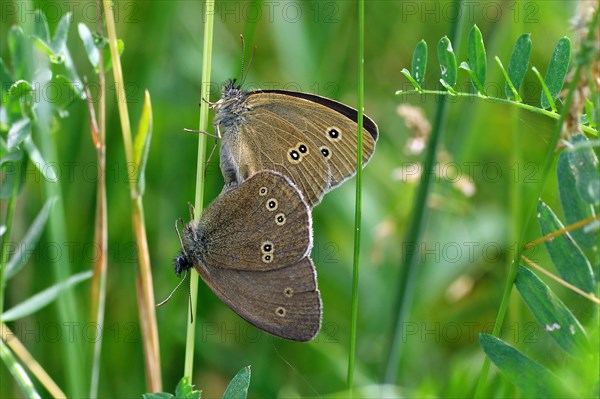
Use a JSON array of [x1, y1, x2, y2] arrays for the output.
[[1, 1, 597, 397]]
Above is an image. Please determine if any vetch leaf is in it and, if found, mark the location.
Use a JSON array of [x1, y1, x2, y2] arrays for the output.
[[8, 26, 32, 81], [142, 394, 174, 399], [541, 37, 571, 110], [222, 366, 251, 399], [31, 10, 50, 44], [7, 117, 31, 149], [480, 333, 565, 397], [22, 136, 57, 182], [101, 38, 124, 73], [537, 201, 595, 292], [399, 68, 421, 91], [78, 23, 100, 68], [411, 40, 427, 87], [557, 151, 597, 248], [5, 197, 56, 279], [437, 36, 457, 88], [133, 90, 153, 196], [506, 34, 532, 99], [50, 12, 71, 55], [515, 265, 589, 356], [142, 394, 173, 399], [458, 61, 485, 94], [0, 58, 14, 100], [1, 271, 93, 321], [466, 25, 487, 93], [174, 376, 201, 399], [566, 134, 599, 204]]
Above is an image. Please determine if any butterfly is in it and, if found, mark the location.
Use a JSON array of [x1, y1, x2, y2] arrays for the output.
[[212, 79, 379, 207], [174, 170, 322, 341]]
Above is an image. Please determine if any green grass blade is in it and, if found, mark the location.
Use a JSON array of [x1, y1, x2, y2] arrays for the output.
[[515, 265, 588, 356], [0, 339, 41, 399], [5, 197, 55, 279], [411, 40, 427, 86], [541, 37, 571, 110], [479, 333, 565, 397], [348, 0, 364, 391], [557, 151, 597, 248], [467, 25, 487, 92], [437, 36, 457, 88], [133, 90, 153, 196], [505, 33, 531, 99], [184, 0, 215, 381], [566, 133, 599, 204], [2, 271, 92, 322], [386, 6, 463, 381], [222, 366, 251, 399]]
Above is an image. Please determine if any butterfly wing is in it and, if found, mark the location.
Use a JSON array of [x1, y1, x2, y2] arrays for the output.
[[250, 91, 378, 192], [196, 257, 322, 341], [196, 170, 312, 271], [220, 112, 331, 206]]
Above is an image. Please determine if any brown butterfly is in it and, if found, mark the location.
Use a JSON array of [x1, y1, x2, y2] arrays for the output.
[[212, 79, 379, 207], [174, 170, 321, 341]]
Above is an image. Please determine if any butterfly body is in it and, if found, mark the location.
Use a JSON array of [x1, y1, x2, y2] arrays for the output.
[[213, 79, 379, 207], [174, 171, 321, 341]]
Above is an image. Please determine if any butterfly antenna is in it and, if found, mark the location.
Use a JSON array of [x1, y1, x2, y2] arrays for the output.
[[243, 45, 257, 86], [156, 268, 188, 307], [239, 34, 246, 84], [188, 275, 194, 324]]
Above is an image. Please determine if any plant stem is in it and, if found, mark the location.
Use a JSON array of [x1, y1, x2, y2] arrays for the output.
[[474, 6, 600, 397], [347, 0, 364, 393], [102, 0, 161, 391], [384, 0, 464, 383], [89, 1, 108, 396], [184, 0, 215, 380], [395, 90, 597, 136], [0, 173, 18, 318]]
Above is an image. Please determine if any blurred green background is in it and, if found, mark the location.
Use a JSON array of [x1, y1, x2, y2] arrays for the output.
[[1, 0, 593, 397]]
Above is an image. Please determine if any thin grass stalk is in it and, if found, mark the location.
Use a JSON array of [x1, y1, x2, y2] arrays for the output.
[[102, 0, 161, 391], [347, 0, 364, 393], [1, 323, 65, 398], [384, 0, 464, 383], [0, 175, 18, 317], [184, 0, 215, 380], [89, 1, 107, 396], [0, 337, 41, 399], [474, 7, 600, 396], [34, 107, 86, 398]]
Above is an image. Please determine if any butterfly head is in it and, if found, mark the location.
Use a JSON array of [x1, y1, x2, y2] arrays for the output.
[[214, 79, 248, 127], [173, 252, 193, 277], [221, 79, 244, 100]]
